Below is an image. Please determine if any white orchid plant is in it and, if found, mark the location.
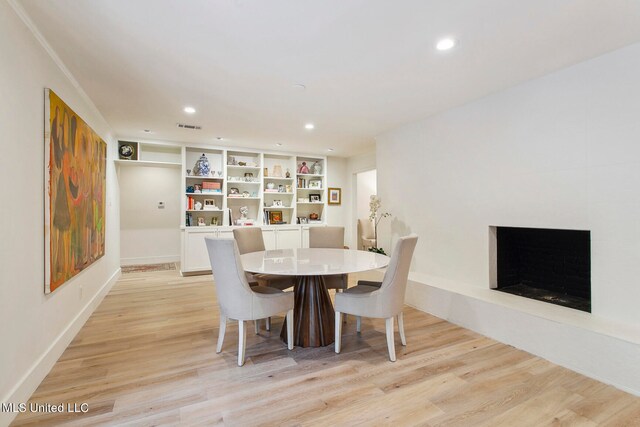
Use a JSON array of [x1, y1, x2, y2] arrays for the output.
[[368, 195, 391, 255]]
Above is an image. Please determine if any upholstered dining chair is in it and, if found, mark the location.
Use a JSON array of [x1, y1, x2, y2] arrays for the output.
[[334, 234, 418, 361], [205, 238, 294, 366], [233, 227, 295, 332], [308, 226, 349, 292], [233, 227, 296, 291], [358, 219, 376, 251]]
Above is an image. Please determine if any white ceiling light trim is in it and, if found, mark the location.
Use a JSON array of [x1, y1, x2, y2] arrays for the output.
[[436, 37, 457, 51], [183, 106, 196, 114]]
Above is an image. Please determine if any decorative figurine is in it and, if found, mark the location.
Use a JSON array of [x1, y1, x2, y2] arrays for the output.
[[193, 153, 211, 176], [312, 161, 322, 175], [298, 162, 310, 174], [194, 201, 203, 211], [239, 206, 249, 220], [285, 168, 291, 178]]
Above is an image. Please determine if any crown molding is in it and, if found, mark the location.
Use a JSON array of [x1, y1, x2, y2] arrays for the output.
[[7, 0, 112, 131]]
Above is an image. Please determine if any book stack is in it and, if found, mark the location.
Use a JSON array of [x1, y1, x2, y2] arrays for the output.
[[202, 181, 221, 193], [297, 177, 307, 188], [186, 196, 195, 210]]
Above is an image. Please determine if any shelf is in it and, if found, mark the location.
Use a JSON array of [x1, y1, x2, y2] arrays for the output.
[[226, 165, 261, 169], [186, 175, 224, 180], [227, 180, 260, 184], [264, 177, 294, 181], [296, 173, 323, 177], [264, 192, 294, 195], [185, 192, 223, 196], [115, 159, 181, 168], [297, 187, 324, 191], [227, 196, 261, 200], [264, 206, 294, 209], [297, 202, 325, 205], [186, 209, 223, 212]]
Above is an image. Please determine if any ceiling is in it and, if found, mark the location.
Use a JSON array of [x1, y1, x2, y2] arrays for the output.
[[18, 0, 640, 157]]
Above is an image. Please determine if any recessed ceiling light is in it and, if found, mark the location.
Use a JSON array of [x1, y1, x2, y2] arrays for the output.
[[143, 129, 152, 133], [184, 106, 196, 114], [436, 38, 457, 51], [216, 137, 224, 141], [327, 148, 334, 152], [304, 123, 315, 130], [292, 83, 306, 91], [276, 143, 283, 147]]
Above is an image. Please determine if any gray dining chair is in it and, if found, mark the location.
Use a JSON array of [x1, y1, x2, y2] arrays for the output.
[[358, 219, 376, 251], [308, 226, 348, 292], [334, 234, 418, 361], [205, 238, 294, 366]]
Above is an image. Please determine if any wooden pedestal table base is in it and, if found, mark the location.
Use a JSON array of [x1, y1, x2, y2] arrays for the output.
[[280, 275, 334, 347]]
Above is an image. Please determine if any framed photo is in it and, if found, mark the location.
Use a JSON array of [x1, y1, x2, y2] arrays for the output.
[[210, 217, 219, 226], [285, 184, 292, 193], [193, 184, 202, 193], [229, 187, 240, 195], [298, 217, 308, 224], [273, 200, 283, 207], [269, 211, 284, 224], [309, 179, 322, 189], [278, 184, 285, 192], [204, 199, 218, 210], [328, 187, 342, 205], [197, 217, 206, 226], [309, 194, 321, 203]]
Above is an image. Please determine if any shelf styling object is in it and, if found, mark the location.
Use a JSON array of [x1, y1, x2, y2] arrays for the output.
[[312, 161, 322, 175], [368, 195, 391, 255], [309, 212, 319, 221], [272, 164, 283, 177], [193, 153, 211, 176], [118, 142, 135, 160]]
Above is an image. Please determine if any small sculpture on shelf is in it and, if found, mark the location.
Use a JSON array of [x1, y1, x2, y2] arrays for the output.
[[312, 161, 322, 175], [298, 162, 309, 174], [193, 153, 211, 176], [194, 201, 203, 211], [228, 156, 237, 165], [239, 206, 249, 220], [309, 212, 319, 221], [286, 168, 291, 178]]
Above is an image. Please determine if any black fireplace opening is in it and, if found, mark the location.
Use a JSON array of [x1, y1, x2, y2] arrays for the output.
[[495, 226, 591, 312]]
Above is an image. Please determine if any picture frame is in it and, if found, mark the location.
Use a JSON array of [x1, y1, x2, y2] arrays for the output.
[[244, 172, 254, 178], [328, 187, 342, 205], [278, 184, 285, 192], [309, 194, 321, 203], [298, 217, 308, 224], [203, 199, 218, 210], [229, 187, 240, 195], [269, 211, 284, 224], [308, 179, 322, 189], [210, 217, 219, 226], [285, 184, 292, 193], [273, 200, 283, 207], [197, 217, 206, 226]]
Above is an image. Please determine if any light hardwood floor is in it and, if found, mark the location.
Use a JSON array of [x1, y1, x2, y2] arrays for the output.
[[12, 270, 640, 426]]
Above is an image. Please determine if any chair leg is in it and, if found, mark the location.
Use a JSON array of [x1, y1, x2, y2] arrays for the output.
[[266, 317, 271, 331], [216, 314, 227, 353], [335, 311, 342, 353], [356, 316, 361, 333], [286, 309, 294, 350], [385, 317, 396, 362], [254, 320, 259, 334], [397, 312, 407, 346], [238, 320, 247, 366]]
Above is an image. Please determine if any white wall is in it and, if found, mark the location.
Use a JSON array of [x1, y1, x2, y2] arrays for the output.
[[119, 165, 181, 265], [376, 42, 640, 391], [0, 2, 120, 423], [356, 169, 377, 221], [326, 156, 349, 244]]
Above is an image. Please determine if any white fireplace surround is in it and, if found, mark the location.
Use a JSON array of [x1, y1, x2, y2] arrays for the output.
[[376, 42, 640, 394]]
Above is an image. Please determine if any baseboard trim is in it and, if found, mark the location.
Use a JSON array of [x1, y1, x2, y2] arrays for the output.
[[0, 268, 121, 426], [120, 255, 179, 266], [405, 278, 640, 397]]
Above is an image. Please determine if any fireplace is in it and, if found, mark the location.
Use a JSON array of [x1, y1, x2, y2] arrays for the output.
[[491, 226, 591, 312]]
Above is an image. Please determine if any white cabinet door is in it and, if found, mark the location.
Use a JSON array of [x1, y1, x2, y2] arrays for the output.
[[277, 227, 302, 250], [217, 229, 234, 240], [184, 231, 217, 272], [262, 229, 277, 250], [301, 226, 310, 248]]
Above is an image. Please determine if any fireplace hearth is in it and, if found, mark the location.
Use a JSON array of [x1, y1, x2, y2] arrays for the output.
[[492, 226, 591, 312]]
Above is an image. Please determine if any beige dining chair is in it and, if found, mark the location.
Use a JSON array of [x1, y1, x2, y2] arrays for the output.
[[334, 234, 418, 361], [233, 227, 295, 332], [308, 226, 348, 292], [358, 219, 376, 251], [205, 238, 294, 366]]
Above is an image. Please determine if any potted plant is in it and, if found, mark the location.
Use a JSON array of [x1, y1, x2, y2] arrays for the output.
[[368, 195, 391, 255]]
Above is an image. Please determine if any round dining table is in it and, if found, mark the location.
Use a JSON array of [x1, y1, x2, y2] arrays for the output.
[[241, 248, 390, 347]]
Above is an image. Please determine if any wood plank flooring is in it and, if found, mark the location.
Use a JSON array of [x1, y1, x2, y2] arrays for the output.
[[12, 270, 640, 426]]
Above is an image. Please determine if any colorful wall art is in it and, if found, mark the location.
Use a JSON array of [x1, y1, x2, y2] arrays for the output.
[[45, 89, 107, 293]]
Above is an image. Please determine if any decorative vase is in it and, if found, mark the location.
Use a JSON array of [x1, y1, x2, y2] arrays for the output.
[[309, 212, 319, 220], [193, 153, 211, 176], [267, 182, 275, 190]]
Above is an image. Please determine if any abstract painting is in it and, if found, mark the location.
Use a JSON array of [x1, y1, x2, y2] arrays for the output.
[[45, 89, 107, 293]]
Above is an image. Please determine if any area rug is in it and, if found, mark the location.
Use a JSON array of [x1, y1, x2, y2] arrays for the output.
[[121, 263, 177, 274]]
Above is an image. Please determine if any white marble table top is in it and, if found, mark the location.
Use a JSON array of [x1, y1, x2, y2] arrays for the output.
[[240, 248, 390, 276]]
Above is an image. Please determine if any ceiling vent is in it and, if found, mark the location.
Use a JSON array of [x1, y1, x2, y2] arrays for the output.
[[176, 123, 202, 130]]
